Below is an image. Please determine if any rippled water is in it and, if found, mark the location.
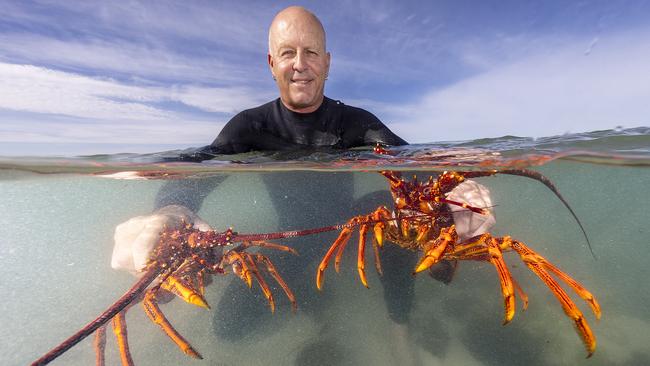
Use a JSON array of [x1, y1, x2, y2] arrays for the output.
[[1, 127, 649, 366]]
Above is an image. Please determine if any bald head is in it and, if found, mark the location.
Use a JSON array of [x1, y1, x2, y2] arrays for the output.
[[268, 6, 327, 56], [267, 6, 331, 113]]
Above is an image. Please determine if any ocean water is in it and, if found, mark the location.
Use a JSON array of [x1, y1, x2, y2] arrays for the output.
[[1, 127, 649, 366]]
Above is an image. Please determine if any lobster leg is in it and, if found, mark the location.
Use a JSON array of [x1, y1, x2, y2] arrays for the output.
[[226, 250, 254, 288], [370, 232, 383, 276], [509, 240, 598, 357], [317, 221, 354, 290], [242, 252, 276, 313], [112, 311, 135, 366], [318, 206, 396, 290], [334, 226, 354, 273], [413, 225, 457, 273], [142, 289, 203, 359], [512, 276, 529, 311], [253, 254, 298, 312], [93, 325, 106, 366], [357, 224, 370, 288], [370, 207, 393, 275], [542, 259, 601, 318], [239, 240, 299, 256], [485, 235, 516, 324]]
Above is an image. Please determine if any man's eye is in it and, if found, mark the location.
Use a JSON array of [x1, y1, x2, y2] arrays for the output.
[[281, 50, 295, 57]]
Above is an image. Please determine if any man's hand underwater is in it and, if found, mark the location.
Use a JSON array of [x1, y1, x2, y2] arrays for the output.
[[447, 180, 496, 241], [111, 205, 212, 275]]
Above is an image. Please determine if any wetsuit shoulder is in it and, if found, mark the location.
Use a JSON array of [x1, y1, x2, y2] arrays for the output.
[[210, 100, 278, 154], [334, 100, 408, 147]]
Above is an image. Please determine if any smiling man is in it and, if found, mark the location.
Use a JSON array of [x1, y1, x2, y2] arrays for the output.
[[210, 6, 406, 153], [268, 6, 330, 113]]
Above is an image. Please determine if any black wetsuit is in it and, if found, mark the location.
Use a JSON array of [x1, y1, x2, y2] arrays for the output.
[[155, 97, 415, 345], [210, 97, 406, 153]]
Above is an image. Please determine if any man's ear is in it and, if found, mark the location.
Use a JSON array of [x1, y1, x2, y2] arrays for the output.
[[325, 51, 331, 75], [268, 53, 276, 78]]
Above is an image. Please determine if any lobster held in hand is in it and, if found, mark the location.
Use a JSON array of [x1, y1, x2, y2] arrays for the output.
[[316, 168, 601, 357], [32, 223, 301, 366]]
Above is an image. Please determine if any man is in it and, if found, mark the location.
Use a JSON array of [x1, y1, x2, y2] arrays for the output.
[[205, 6, 406, 154], [112, 6, 494, 365]]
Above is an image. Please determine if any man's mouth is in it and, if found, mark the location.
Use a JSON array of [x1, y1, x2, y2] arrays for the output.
[[291, 79, 312, 85]]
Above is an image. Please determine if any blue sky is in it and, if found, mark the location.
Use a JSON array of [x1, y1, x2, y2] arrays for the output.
[[1, 0, 649, 155]]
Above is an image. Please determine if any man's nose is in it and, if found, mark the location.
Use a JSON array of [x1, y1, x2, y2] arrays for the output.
[[293, 50, 307, 72]]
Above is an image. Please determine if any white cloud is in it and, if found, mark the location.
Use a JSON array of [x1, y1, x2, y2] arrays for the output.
[[0, 34, 256, 84], [0, 63, 169, 121], [0, 119, 224, 144], [170, 85, 274, 114], [0, 62, 269, 117], [0, 62, 272, 144], [379, 30, 650, 143]]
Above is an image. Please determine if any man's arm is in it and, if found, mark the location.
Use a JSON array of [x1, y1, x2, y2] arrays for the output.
[[154, 177, 226, 211], [113, 115, 240, 275], [339, 106, 407, 148]]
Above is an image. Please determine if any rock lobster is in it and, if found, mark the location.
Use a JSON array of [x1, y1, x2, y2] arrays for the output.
[[31, 222, 348, 366], [316, 147, 601, 357]]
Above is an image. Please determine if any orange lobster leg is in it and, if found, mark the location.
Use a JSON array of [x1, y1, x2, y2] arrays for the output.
[[357, 224, 370, 288], [510, 240, 598, 357], [317, 223, 354, 290], [543, 260, 601, 319], [227, 251, 253, 288], [240, 240, 299, 256], [370, 208, 393, 274], [241, 253, 276, 313], [373, 221, 385, 248], [512, 277, 529, 311], [334, 226, 354, 273], [112, 311, 135, 366], [142, 290, 203, 359], [485, 236, 516, 324], [414, 225, 456, 273], [93, 325, 106, 366], [253, 254, 298, 312], [370, 232, 383, 276]]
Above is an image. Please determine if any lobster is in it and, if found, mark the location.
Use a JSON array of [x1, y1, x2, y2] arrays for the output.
[[316, 155, 600, 357], [31, 222, 348, 366]]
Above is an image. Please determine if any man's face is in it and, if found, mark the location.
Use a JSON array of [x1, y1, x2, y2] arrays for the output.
[[268, 16, 330, 113]]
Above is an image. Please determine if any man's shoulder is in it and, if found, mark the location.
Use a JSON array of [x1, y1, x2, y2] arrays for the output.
[[325, 97, 379, 121], [234, 99, 279, 120]]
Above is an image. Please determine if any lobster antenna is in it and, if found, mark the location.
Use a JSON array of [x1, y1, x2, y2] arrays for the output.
[[498, 169, 596, 260]]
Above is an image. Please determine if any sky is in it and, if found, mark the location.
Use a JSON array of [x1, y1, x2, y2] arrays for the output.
[[1, 0, 649, 156]]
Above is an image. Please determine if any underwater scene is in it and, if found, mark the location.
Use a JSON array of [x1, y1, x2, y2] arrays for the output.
[[2, 127, 650, 366]]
